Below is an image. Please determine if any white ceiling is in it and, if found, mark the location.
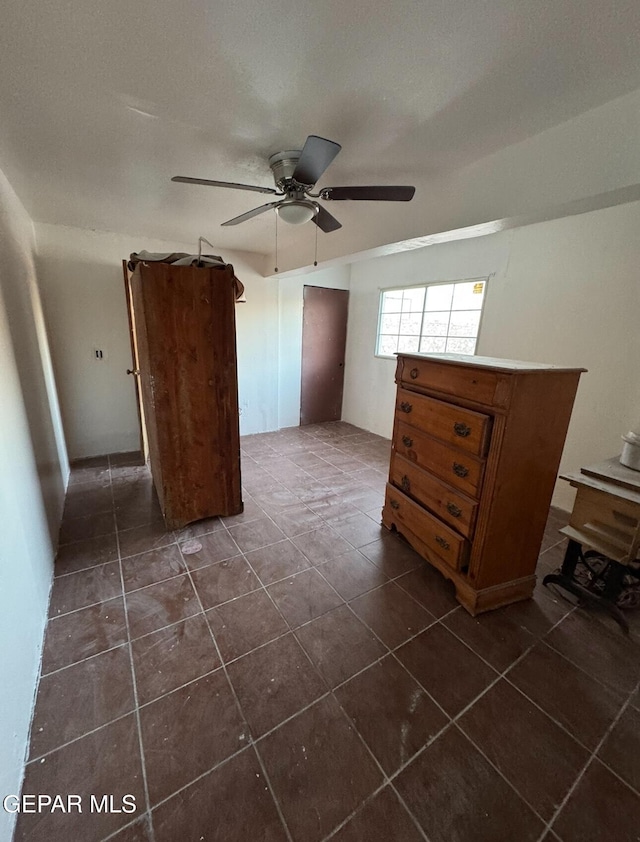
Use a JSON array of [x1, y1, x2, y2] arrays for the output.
[[1, 0, 640, 268]]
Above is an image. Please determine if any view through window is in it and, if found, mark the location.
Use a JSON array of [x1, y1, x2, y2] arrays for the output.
[[376, 279, 487, 358]]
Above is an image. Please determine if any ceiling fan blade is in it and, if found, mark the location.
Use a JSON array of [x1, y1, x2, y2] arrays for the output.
[[172, 176, 277, 195], [292, 135, 342, 185], [323, 186, 415, 201], [312, 205, 342, 233], [221, 202, 280, 226]]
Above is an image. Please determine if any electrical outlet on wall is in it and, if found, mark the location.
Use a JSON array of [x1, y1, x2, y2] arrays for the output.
[[93, 347, 106, 360]]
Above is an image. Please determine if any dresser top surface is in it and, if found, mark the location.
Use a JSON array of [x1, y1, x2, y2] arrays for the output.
[[397, 352, 587, 374]]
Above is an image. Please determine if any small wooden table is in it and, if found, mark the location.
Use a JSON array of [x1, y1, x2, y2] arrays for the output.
[[543, 457, 640, 632]]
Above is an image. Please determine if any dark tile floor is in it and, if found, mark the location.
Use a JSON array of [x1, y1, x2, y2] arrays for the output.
[[15, 422, 640, 842]]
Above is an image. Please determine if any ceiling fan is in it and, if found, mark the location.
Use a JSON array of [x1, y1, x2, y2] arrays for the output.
[[171, 135, 416, 232]]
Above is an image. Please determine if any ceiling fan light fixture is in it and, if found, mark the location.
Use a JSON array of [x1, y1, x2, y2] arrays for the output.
[[276, 200, 317, 225]]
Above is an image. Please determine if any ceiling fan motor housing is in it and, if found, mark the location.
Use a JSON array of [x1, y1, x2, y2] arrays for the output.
[[268, 150, 306, 190]]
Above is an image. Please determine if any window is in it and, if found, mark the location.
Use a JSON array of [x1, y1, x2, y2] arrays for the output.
[[376, 278, 487, 358]]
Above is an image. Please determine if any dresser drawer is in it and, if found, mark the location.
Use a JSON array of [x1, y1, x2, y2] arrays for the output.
[[383, 484, 469, 571], [397, 356, 507, 406], [395, 387, 491, 457], [395, 420, 485, 498], [390, 453, 478, 538]]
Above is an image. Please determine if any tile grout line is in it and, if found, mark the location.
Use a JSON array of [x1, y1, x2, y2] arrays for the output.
[[53, 550, 121, 579], [98, 812, 152, 841], [39, 639, 128, 679], [499, 654, 630, 761], [583, 735, 640, 797], [176, 540, 296, 842], [320, 778, 433, 842], [443, 595, 640, 723], [109, 454, 156, 842], [249, 745, 296, 842], [244, 543, 456, 842], [315, 648, 437, 842], [27, 707, 138, 766], [305, 581, 540, 840], [334, 607, 582, 833], [439, 607, 640, 821], [452, 721, 551, 831], [53, 556, 120, 581], [42, 545, 421, 688], [136, 740, 266, 822], [445, 609, 640, 788], [441, 602, 628, 763], [538, 677, 640, 841], [221, 521, 341, 694], [536, 625, 639, 695], [387, 784, 434, 842], [210, 506, 366, 842], [249, 444, 384, 515], [27, 657, 230, 765], [56, 525, 118, 549]]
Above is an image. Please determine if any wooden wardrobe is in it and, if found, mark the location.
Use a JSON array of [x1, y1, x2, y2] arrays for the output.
[[123, 260, 243, 529]]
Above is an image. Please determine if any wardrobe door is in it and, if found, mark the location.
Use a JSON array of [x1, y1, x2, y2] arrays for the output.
[[129, 262, 242, 528], [121, 260, 148, 463]]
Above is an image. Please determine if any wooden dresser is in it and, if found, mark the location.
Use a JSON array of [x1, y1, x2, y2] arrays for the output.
[[382, 353, 585, 614]]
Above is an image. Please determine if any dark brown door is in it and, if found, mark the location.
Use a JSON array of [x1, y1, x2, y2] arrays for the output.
[[300, 286, 349, 425]]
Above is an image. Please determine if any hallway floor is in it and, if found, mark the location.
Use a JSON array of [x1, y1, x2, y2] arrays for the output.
[[15, 423, 640, 842]]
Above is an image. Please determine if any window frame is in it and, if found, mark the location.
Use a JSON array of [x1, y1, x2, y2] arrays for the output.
[[374, 277, 489, 360]]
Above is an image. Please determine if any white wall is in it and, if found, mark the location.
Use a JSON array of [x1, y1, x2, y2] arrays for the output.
[[343, 200, 640, 510], [234, 259, 279, 436], [35, 224, 280, 456], [0, 169, 68, 842], [277, 266, 351, 428], [343, 234, 511, 438]]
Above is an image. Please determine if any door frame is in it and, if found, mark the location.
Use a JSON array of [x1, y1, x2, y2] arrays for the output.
[[121, 260, 148, 463]]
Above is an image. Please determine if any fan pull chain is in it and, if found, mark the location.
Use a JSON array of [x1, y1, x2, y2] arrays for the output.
[[314, 214, 318, 266], [274, 211, 278, 273]]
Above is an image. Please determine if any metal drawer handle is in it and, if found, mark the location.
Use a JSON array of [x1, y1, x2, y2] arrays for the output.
[[446, 502, 462, 518], [401, 475, 411, 492], [453, 422, 471, 438], [452, 462, 469, 478], [400, 401, 413, 413], [409, 367, 419, 380], [435, 536, 450, 550], [402, 435, 413, 448], [390, 499, 400, 510]]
